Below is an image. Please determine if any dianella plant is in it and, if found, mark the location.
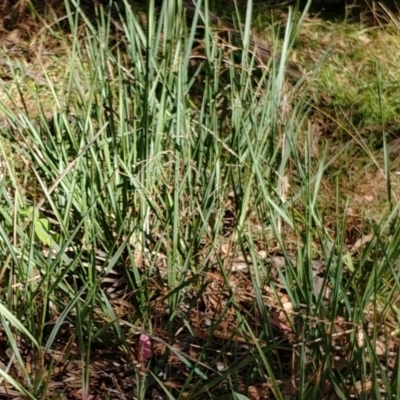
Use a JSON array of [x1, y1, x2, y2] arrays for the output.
[[0, 0, 398, 398]]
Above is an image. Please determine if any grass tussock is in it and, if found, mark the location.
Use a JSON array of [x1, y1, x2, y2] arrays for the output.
[[0, 0, 400, 399]]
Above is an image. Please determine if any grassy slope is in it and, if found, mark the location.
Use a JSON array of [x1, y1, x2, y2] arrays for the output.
[[0, 1, 400, 399]]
